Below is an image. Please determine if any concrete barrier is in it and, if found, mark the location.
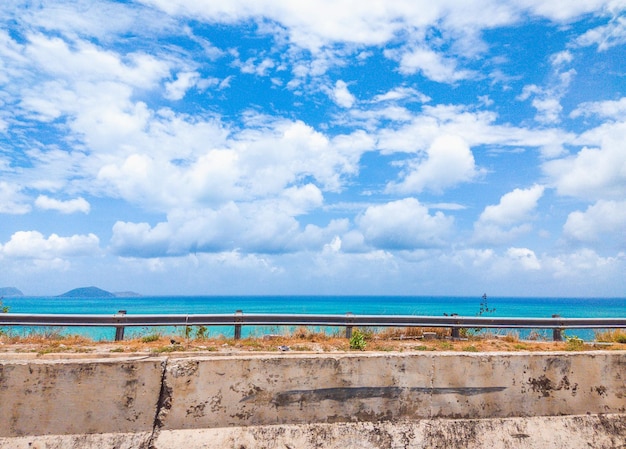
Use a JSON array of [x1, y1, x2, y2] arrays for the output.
[[0, 352, 624, 448]]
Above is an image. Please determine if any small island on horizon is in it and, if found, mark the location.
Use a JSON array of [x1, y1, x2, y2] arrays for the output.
[[1, 286, 142, 298], [0, 287, 24, 297], [57, 287, 142, 298]]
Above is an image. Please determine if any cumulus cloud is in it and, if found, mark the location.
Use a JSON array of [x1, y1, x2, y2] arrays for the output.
[[392, 46, 474, 83], [478, 185, 545, 226], [387, 135, 479, 194], [371, 87, 430, 104], [473, 185, 544, 245], [506, 247, 541, 270], [0, 182, 31, 215], [24, 32, 170, 87], [110, 199, 345, 257], [331, 80, 356, 108], [1, 231, 100, 259], [570, 97, 626, 120], [543, 121, 626, 200], [563, 200, 626, 244], [35, 195, 90, 214], [164, 71, 200, 100], [576, 15, 626, 51], [374, 104, 574, 157], [517, 68, 575, 125], [357, 198, 453, 249]]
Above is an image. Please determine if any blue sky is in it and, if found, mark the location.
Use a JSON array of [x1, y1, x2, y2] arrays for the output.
[[1, 0, 626, 297]]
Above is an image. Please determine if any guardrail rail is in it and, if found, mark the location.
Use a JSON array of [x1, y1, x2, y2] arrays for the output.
[[1, 311, 625, 341]]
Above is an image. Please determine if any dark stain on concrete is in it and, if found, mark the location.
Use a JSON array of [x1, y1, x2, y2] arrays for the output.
[[527, 375, 579, 398], [511, 433, 530, 439], [185, 402, 206, 418], [238, 386, 507, 406], [594, 385, 607, 396]]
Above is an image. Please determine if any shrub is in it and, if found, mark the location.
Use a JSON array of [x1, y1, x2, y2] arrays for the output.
[[349, 329, 367, 351], [565, 335, 585, 351], [595, 329, 626, 343], [141, 333, 161, 343]]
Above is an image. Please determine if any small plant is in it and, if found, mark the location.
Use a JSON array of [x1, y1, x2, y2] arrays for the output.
[[1, 298, 8, 313], [413, 345, 430, 351], [141, 333, 161, 343], [502, 332, 519, 343], [349, 329, 367, 350], [195, 325, 208, 340], [151, 345, 184, 354], [478, 293, 496, 315], [463, 345, 478, 352], [564, 335, 585, 351]]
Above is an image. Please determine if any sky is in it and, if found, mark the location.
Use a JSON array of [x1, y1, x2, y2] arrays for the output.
[[1, 0, 626, 297]]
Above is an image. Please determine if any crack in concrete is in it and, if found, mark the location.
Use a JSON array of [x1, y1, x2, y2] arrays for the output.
[[429, 355, 435, 419], [147, 357, 171, 449]]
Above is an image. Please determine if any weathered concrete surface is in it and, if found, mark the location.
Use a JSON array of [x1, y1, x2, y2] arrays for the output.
[[0, 351, 624, 448], [154, 415, 626, 449], [158, 352, 625, 429], [0, 356, 165, 437]]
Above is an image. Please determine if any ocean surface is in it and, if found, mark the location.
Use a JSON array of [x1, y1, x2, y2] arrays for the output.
[[2, 295, 625, 341]]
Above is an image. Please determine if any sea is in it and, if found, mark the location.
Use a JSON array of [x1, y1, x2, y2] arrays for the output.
[[2, 295, 625, 341]]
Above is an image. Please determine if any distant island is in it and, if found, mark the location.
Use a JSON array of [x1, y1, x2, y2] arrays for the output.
[[113, 291, 142, 298], [56, 287, 142, 298], [0, 287, 24, 297]]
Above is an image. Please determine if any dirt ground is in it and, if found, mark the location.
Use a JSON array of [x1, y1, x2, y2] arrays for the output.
[[1, 327, 624, 357]]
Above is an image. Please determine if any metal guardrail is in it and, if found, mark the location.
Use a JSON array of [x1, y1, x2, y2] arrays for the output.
[[1, 311, 625, 341]]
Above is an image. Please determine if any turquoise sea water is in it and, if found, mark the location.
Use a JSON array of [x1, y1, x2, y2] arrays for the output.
[[2, 295, 625, 341]]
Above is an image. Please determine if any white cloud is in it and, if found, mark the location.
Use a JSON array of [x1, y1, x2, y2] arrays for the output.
[[517, 0, 619, 21], [24, 32, 170, 87], [35, 195, 90, 214], [543, 121, 626, 199], [473, 185, 544, 245], [563, 200, 626, 243], [1, 231, 100, 259], [576, 15, 626, 51], [570, 97, 626, 120], [374, 104, 574, 158], [165, 71, 200, 100], [531, 97, 563, 124], [93, 115, 368, 212], [371, 87, 430, 103], [0, 182, 31, 215], [393, 46, 474, 83], [506, 247, 541, 270], [236, 57, 276, 76], [478, 185, 545, 226], [110, 201, 347, 257], [357, 198, 453, 249], [387, 135, 479, 194], [550, 50, 573, 67], [331, 80, 356, 108]]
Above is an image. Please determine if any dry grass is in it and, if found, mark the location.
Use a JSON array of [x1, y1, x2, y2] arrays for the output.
[[1, 326, 624, 356], [595, 329, 626, 343]]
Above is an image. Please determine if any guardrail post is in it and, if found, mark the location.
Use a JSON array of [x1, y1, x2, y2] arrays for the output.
[[552, 314, 563, 341], [345, 312, 354, 339], [234, 310, 243, 340], [114, 310, 127, 341], [451, 313, 460, 340]]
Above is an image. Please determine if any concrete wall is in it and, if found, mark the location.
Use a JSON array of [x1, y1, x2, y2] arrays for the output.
[[0, 352, 624, 448]]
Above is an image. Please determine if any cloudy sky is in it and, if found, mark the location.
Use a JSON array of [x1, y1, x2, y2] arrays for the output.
[[1, 0, 626, 297]]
